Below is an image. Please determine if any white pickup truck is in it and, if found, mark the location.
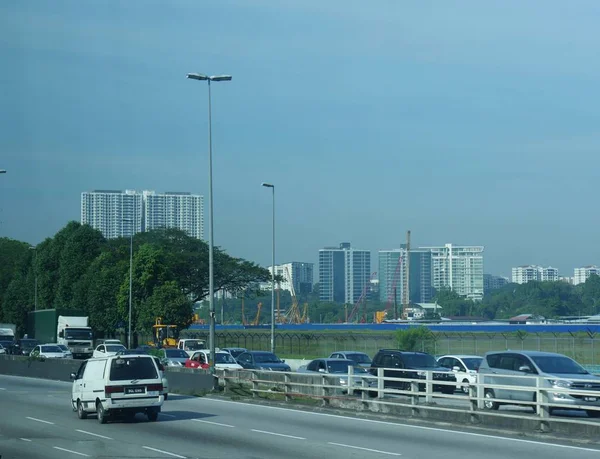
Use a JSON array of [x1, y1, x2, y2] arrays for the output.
[[176, 339, 207, 357]]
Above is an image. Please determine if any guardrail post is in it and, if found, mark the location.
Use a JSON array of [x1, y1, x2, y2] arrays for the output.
[[477, 375, 484, 410], [251, 370, 258, 398], [347, 365, 354, 397], [377, 368, 384, 399], [411, 371, 420, 407], [537, 376, 550, 431], [425, 371, 433, 404], [361, 377, 368, 402], [322, 374, 330, 406], [284, 372, 291, 402], [220, 369, 227, 393]]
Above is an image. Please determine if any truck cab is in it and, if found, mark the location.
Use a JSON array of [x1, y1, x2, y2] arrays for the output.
[[176, 339, 206, 357], [58, 316, 94, 359]]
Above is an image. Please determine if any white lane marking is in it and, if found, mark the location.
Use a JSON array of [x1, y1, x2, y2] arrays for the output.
[[204, 398, 600, 453], [53, 446, 90, 457], [20, 438, 32, 442], [329, 442, 402, 456], [26, 416, 54, 425], [251, 429, 306, 440], [160, 413, 177, 418], [142, 446, 186, 458], [192, 419, 234, 428], [75, 429, 113, 440]]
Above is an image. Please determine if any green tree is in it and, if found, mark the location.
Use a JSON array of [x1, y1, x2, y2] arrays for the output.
[[396, 326, 435, 353], [138, 281, 193, 332], [1, 274, 32, 335]]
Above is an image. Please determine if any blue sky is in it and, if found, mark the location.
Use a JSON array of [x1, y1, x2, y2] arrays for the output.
[[1, 0, 600, 277]]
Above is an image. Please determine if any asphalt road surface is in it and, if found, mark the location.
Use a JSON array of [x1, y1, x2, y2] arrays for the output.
[[0, 375, 599, 459]]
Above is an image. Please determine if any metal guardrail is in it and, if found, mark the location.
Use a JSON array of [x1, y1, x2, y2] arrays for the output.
[[214, 367, 600, 429]]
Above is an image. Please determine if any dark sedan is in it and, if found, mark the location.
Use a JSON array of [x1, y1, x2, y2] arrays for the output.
[[236, 351, 291, 371]]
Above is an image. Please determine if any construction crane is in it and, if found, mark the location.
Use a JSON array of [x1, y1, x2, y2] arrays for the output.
[[251, 302, 262, 326], [380, 230, 411, 322], [284, 266, 303, 324], [300, 303, 309, 323], [241, 296, 247, 326], [347, 272, 377, 323]]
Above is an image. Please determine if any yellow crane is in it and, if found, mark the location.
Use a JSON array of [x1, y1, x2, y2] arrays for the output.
[[252, 302, 262, 326]]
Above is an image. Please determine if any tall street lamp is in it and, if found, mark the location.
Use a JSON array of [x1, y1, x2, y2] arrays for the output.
[[261, 182, 275, 353], [187, 72, 232, 372], [123, 218, 135, 349]]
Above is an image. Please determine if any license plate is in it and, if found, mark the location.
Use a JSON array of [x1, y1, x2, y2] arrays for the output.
[[125, 386, 145, 395], [584, 397, 598, 402]]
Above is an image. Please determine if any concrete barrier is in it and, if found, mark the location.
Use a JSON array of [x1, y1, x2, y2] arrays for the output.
[[0, 355, 216, 395], [0, 355, 81, 381]]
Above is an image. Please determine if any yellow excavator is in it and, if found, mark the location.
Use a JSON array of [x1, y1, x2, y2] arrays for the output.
[[149, 317, 178, 348]]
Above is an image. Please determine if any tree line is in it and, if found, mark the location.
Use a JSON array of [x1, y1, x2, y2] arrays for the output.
[[0, 223, 271, 338]]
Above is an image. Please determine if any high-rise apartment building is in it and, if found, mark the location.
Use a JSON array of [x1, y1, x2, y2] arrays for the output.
[[319, 243, 371, 304], [268, 262, 314, 295], [420, 244, 484, 301], [144, 191, 204, 240], [483, 274, 509, 294], [81, 189, 203, 240], [573, 266, 600, 286], [511, 265, 559, 284], [81, 190, 143, 239], [378, 248, 433, 306]]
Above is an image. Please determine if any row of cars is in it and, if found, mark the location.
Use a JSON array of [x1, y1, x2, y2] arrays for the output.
[[302, 349, 600, 418]]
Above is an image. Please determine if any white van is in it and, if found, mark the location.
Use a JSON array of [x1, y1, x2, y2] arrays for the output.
[[70, 354, 164, 423]]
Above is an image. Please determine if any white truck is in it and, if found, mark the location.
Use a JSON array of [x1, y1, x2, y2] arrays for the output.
[[176, 338, 207, 357], [0, 324, 16, 342], [57, 316, 94, 359]]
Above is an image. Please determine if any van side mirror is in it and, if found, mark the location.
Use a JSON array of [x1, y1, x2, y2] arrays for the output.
[[58, 331, 64, 338], [452, 366, 461, 372], [519, 365, 532, 373], [281, 359, 285, 363], [70, 372, 77, 380]]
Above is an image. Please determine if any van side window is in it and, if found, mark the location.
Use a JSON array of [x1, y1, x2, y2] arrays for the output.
[[486, 354, 501, 369], [76, 361, 87, 380]]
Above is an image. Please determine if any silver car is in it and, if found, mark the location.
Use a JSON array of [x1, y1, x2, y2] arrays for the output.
[[478, 350, 600, 417], [298, 358, 376, 394]]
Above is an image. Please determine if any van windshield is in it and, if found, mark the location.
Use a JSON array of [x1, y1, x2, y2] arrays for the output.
[[109, 357, 158, 381], [530, 355, 589, 375]]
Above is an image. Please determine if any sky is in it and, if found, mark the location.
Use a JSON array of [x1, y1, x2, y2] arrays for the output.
[[1, 0, 600, 277]]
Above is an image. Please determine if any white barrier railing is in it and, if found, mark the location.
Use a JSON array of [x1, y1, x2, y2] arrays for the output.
[[214, 367, 600, 426]]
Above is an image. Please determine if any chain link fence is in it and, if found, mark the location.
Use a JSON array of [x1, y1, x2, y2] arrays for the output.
[[180, 330, 600, 364]]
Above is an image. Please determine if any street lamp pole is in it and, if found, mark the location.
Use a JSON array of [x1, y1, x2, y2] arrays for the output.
[[128, 229, 133, 349], [187, 72, 232, 373], [262, 183, 275, 353]]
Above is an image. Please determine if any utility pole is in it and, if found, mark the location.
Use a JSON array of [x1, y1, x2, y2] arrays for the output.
[[403, 230, 411, 319]]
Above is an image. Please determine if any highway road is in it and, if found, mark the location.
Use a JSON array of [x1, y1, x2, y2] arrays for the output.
[[0, 374, 599, 459]]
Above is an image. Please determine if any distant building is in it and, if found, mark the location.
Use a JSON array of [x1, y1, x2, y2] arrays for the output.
[[403, 303, 442, 321], [420, 244, 484, 301], [511, 265, 559, 284], [81, 189, 204, 240], [143, 191, 204, 240], [574, 266, 600, 286], [267, 262, 314, 295], [378, 248, 433, 306], [319, 242, 371, 304], [81, 190, 143, 239], [483, 274, 509, 294]]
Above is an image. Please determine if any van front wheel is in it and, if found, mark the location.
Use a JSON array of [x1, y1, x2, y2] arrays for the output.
[[77, 401, 87, 419]]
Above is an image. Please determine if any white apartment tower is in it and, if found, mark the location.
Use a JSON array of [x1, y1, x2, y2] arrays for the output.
[[574, 266, 600, 285], [81, 190, 143, 239], [319, 243, 371, 304], [268, 262, 314, 295], [421, 244, 484, 301], [81, 190, 203, 240], [512, 265, 559, 284], [144, 191, 204, 240]]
